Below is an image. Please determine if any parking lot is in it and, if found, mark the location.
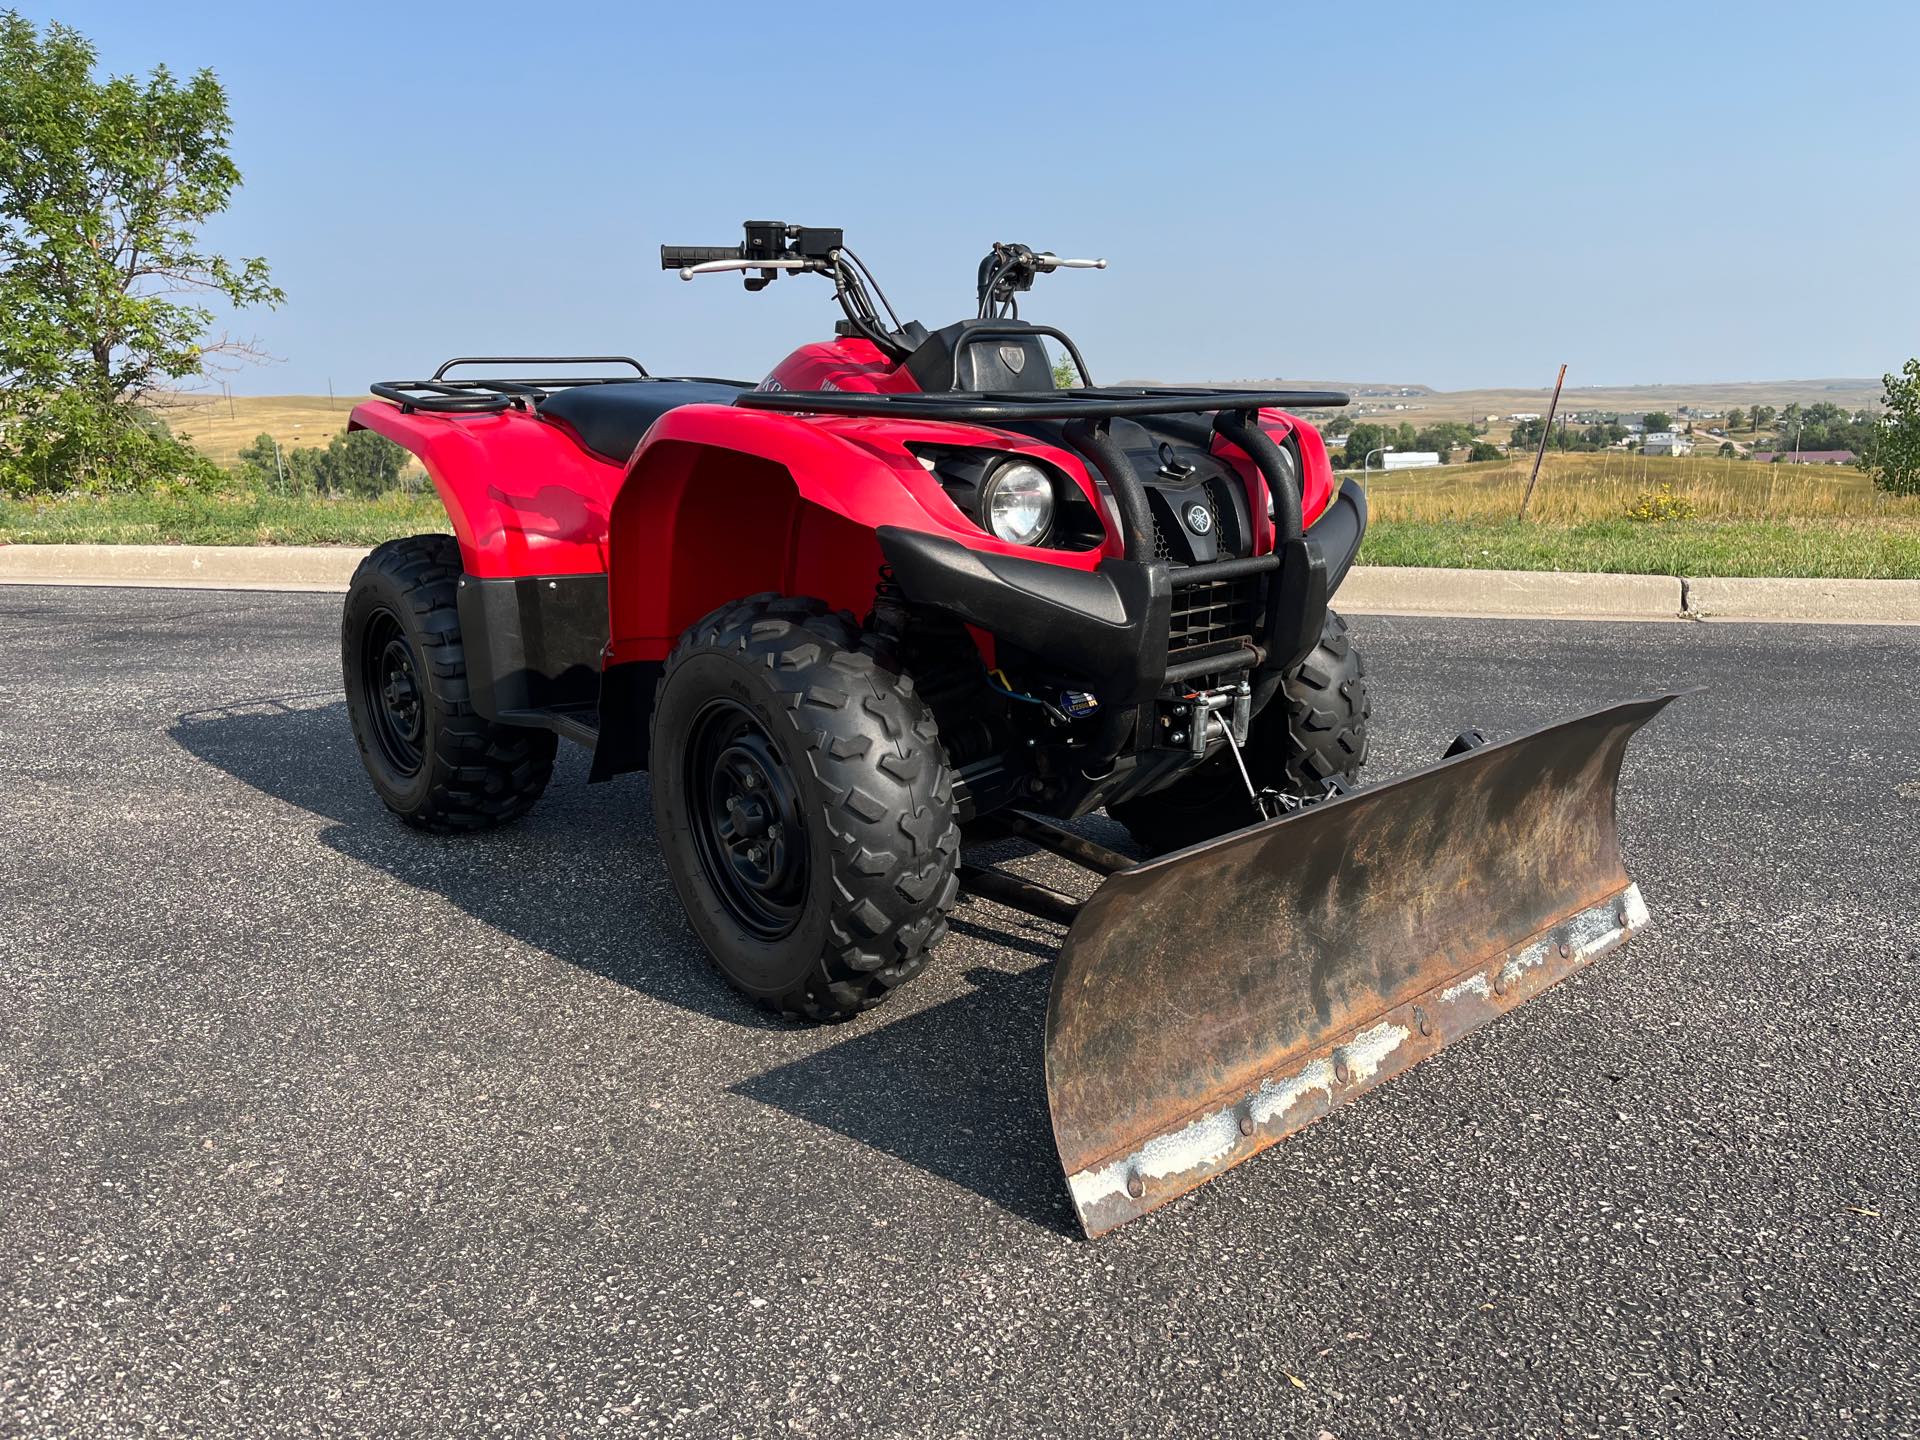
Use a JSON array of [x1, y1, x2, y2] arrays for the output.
[[2, 586, 1915, 1437]]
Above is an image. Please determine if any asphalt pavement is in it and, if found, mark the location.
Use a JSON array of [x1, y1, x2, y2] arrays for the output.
[[1, 587, 1915, 1438]]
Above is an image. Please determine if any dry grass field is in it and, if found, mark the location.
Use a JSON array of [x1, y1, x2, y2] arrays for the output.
[[152, 392, 361, 465], [1365, 451, 1915, 523], [1357, 453, 1920, 578]]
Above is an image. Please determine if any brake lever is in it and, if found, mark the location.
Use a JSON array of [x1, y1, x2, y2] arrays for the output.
[[676, 257, 820, 281]]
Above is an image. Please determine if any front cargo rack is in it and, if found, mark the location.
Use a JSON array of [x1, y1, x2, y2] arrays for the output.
[[370, 356, 744, 415], [734, 385, 1348, 424], [738, 386, 1349, 573]]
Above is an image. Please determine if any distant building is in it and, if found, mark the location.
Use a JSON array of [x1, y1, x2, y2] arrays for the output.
[[1642, 433, 1693, 457], [1752, 450, 1856, 466], [1380, 451, 1443, 471], [1507, 412, 1541, 422]]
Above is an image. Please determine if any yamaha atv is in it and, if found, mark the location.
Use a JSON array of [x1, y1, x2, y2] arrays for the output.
[[345, 222, 1675, 1235]]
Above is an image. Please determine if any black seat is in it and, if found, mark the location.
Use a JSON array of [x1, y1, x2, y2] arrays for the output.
[[538, 379, 749, 463]]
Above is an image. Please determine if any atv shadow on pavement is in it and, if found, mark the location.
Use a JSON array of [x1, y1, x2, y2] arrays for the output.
[[171, 692, 1080, 1232], [169, 691, 767, 1028], [732, 946, 1079, 1234]]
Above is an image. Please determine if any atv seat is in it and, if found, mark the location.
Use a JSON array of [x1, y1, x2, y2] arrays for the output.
[[538, 379, 750, 464]]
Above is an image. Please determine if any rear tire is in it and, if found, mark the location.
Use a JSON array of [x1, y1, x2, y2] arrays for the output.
[[1108, 609, 1371, 856], [342, 534, 556, 832], [650, 595, 961, 1023]]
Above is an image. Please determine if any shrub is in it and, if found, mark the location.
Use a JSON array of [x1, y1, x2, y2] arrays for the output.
[[0, 391, 219, 497], [1625, 484, 1697, 523]]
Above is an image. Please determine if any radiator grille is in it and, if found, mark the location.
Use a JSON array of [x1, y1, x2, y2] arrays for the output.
[[1167, 575, 1263, 659]]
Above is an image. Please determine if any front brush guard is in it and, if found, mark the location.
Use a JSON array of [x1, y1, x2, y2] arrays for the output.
[[966, 692, 1679, 1237]]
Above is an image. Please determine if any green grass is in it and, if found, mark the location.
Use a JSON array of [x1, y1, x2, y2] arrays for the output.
[[0, 485, 448, 547], [1360, 517, 1920, 579]]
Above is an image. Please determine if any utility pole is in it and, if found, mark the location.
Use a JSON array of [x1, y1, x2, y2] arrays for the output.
[[1518, 363, 1568, 520]]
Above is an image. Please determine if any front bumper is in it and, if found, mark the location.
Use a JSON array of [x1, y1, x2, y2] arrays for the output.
[[877, 478, 1369, 816]]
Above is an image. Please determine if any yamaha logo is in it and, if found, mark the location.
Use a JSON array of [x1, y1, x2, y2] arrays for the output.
[[1185, 503, 1213, 535]]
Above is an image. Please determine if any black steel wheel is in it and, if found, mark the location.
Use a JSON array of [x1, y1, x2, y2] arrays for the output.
[[342, 535, 556, 832], [360, 607, 427, 776], [686, 699, 812, 940], [651, 595, 961, 1023]]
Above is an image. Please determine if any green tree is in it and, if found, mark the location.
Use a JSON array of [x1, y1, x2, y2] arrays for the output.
[[1752, 405, 1776, 432], [1465, 440, 1503, 463], [1726, 406, 1746, 432], [1051, 353, 1077, 389], [1341, 423, 1386, 468], [1642, 411, 1673, 433], [1862, 359, 1920, 496], [0, 12, 280, 492]]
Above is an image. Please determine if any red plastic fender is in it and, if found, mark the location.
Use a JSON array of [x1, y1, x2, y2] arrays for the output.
[[349, 401, 624, 579]]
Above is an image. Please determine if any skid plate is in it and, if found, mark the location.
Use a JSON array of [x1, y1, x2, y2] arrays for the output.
[[1046, 693, 1678, 1237]]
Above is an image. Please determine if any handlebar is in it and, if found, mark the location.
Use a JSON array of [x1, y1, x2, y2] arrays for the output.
[[1037, 254, 1107, 271]]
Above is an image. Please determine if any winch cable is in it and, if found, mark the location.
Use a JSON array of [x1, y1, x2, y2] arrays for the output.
[[1216, 714, 1279, 821]]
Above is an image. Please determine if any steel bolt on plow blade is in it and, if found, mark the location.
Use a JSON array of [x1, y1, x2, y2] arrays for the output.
[[1043, 693, 1679, 1237]]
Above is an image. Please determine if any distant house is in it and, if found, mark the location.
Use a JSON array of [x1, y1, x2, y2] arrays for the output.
[[1507, 412, 1541, 422], [1752, 450, 1856, 466], [1380, 451, 1443, 471], [1642, 432, 1693, 457]]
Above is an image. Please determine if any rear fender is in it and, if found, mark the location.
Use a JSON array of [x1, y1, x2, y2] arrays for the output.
[[349, 401, 622, 578]]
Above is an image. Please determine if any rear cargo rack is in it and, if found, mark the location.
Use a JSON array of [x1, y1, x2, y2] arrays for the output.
[[370, 356, 743, 415]]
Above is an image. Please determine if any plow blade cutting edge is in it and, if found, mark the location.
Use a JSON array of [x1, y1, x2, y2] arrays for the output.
[[1046, 693, 1679, 1237]]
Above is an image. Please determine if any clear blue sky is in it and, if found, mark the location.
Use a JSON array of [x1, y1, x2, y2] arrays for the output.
[[28, 0, 1920, 394]]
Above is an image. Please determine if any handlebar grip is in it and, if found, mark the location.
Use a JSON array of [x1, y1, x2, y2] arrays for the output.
[[660, 245, 743, 270]]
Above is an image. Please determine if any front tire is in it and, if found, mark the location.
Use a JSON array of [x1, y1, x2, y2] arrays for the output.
[[1108, 609, 1371, 855], [650, 596, 961, 1023], [342, 535, 556, 831]]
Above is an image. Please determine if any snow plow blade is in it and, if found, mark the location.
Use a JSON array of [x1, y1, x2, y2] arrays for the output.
[[1048, 693, 1678, 1238]]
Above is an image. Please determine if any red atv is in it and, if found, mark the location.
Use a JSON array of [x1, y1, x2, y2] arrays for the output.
[[346, 222, 1674, 1236]]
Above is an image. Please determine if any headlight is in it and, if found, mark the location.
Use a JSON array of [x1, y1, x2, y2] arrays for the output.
[[982, 461, 1055, 545], [1266, 441, 1300, 523]]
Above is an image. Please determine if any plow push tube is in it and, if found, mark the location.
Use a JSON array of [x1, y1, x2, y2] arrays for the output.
[[1044, 693, 1679, 1237]]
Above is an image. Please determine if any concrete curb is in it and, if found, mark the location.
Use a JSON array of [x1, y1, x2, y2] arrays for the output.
[[0, 543, 361, 592], [3, 544, 1918, 624], [1338, 566, 1686, 620], [1681, 576, 1920, 624]]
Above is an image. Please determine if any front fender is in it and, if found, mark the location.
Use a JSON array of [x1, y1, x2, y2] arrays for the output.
[[606, 406, 1114, 662]]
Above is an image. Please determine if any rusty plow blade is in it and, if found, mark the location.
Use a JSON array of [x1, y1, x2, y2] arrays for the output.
[[1047, 693, 1678, 1237]]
